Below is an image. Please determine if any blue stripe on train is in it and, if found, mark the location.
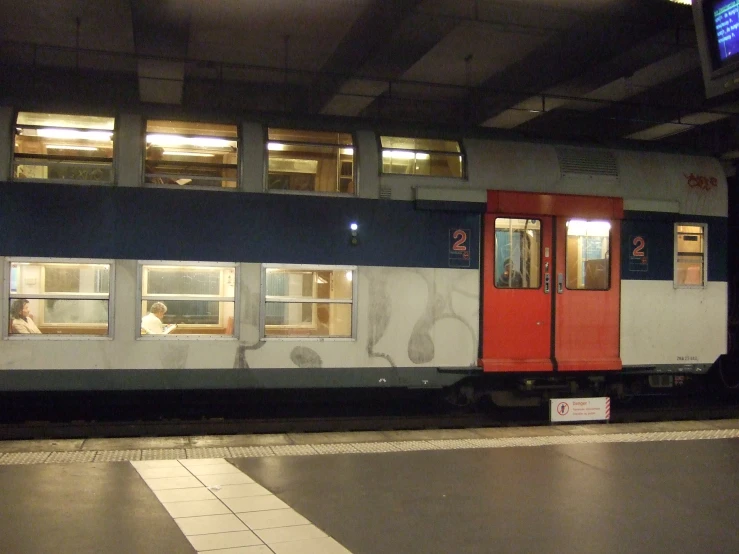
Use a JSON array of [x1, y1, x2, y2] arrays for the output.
[[0, 181, 480, 270], [621, 211, 727, 282]]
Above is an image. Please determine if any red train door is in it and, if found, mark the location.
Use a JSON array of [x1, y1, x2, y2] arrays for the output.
[[480, 191, 623, 373]]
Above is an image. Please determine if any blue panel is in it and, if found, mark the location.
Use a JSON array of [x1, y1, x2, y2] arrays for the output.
[[621, 211, 728, 282], [0, 182, 480, 269]]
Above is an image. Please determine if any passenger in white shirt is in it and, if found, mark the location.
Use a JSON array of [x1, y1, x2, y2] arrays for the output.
[[141, 302, 168, 334]]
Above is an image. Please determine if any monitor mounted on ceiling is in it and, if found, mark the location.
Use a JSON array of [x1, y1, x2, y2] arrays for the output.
[[694, 0, 739, 98]]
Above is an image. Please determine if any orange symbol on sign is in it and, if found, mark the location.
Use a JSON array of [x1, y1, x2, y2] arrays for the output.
[[557, 402, 569, 416]]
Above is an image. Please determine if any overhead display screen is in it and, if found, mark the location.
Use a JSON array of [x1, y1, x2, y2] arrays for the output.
[[714, 0, 739, 62]]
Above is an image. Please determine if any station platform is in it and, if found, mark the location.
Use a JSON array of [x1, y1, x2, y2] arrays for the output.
[[1, 419, 739, 554]]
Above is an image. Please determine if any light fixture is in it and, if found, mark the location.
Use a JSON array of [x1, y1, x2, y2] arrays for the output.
[[162, 151, 215, 157], [345, 270, 353, 282], [37, 128, 112, 141], [46, 145, 99, 151], [267, 142, 285, 151], [147, 134, 232, 148], [382, 150, 430, 160], [341, 148, 354, 155]]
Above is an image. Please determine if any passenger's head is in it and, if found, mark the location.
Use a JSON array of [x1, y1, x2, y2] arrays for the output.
[[146, 145, 164, 162], [10, 299, 30, 319], [149, 302, 167, 319]]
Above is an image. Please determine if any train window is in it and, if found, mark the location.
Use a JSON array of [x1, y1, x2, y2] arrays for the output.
[[6, 260, 112, 337], [12, 112, 115, 184], [380, 136, 463, 177], [675, 224, 706, 287], [565, 220, 610, 290], [494, 219, 541, 288], [262, 265, 356, 339], [145, 120, 238, 188], [266, 129, 355, 193], [139, 263, 236, 337]]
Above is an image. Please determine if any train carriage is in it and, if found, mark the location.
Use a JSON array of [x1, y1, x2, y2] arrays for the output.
[[0, 109, 730, 402]]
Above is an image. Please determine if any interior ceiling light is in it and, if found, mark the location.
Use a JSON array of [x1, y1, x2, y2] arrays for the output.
[[267, 142, 285, 151], [37, 129, 112, 141], [668, 0, 691, 5], [162, 151, 215, 157], [147, 134, 231, 148], [382, 150, 430, 160], [46, 145, 98, 151]]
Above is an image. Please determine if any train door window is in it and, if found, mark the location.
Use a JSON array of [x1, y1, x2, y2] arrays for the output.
[[565, 220, 611, 290], [266, 129, 355, 194], [145, 120, 239, 188], [380, 136, 464, 177], [139, 263, 237, 337], [494, 218, 541, 288], [6, 259, 113, 337], [13, 112, 115, 184], [262, 265, 356, 339], [675, 224, 706, 287]]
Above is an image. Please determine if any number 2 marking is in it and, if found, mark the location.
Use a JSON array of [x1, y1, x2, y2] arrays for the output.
[[632, 236, 645, 257], [452, 230, 468, 251]]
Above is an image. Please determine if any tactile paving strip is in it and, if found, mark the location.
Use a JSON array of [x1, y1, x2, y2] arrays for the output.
[[1, 428, 738, 465], [0, 452, 51, 465]]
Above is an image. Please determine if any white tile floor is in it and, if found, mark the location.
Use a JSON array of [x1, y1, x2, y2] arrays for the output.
[[131, 458, 353, 554]]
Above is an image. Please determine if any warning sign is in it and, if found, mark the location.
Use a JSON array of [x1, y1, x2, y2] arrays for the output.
[[549, 397, 610, 423]]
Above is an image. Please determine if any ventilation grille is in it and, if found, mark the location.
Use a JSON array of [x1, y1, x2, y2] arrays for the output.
[[379, 186, 392, 199], [557, 148, 618, 178]]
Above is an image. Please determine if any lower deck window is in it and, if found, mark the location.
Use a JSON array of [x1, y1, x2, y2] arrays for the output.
[[7, 259, 112, 336], [140, 263, 236, 337], [263, 265, 355, 339]]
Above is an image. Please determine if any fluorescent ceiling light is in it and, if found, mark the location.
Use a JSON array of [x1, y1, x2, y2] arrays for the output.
[[147, 134, 231, 148], [567, 220, 611, 236], [37, 128, 112, 141], [268, 142, 285, 151], [668, 0, 691, 5], [46, 145, 98, 151], [382, 150, 430, 160], [162, 151, 214, 157]]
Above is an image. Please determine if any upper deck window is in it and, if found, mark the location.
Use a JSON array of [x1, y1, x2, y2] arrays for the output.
[[380, 136, 463, 177], [13, 112, 115, 184], [266, 129, 354, 194], [145, 120, 238, 189]]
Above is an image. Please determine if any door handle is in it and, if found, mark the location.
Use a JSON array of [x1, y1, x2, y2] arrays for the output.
[[544, 273, 550, 294], [557, 273, 564, 294]]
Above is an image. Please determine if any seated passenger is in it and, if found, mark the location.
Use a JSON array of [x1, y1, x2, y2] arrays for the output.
[[141, 302, 169, 334], [497, 260, 523, 288], [145, 146, 178, 185], [10, 299, 41, 334]]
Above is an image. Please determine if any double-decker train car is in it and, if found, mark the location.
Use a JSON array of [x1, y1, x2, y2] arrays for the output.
[[0, 108, 730, 405]]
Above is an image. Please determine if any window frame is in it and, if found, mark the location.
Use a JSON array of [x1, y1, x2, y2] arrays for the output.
[[137, 261, 238, 340], [264, 127, 356, 195], [378, 135, 466, 178], [12, 111, 117, 186], [674, 222, 708, 289], [4, 257, 115, 340], [143, 119, 240, 190], [261, 263, 358, 341]]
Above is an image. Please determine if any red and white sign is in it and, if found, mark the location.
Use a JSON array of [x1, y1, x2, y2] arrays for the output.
[[549, 397, 610, 422]]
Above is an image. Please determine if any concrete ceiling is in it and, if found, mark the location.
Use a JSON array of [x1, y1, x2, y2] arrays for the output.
[[1, 0, 738, 160]]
